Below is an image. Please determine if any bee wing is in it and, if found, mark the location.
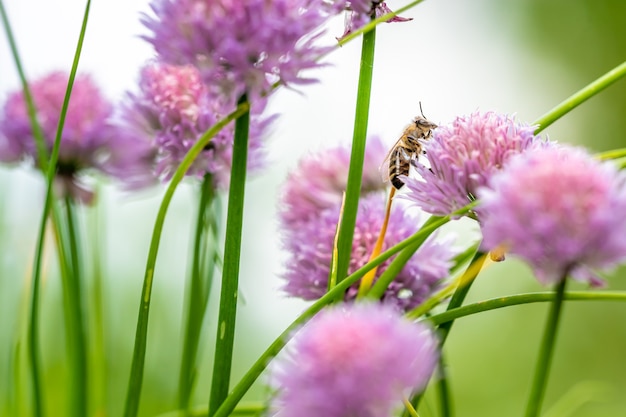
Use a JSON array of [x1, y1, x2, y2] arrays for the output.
[[379, 137, 403, 183]]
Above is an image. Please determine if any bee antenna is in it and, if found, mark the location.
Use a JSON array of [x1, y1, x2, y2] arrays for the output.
[[419, 101, 426, 118]]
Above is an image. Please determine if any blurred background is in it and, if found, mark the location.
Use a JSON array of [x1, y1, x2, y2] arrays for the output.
[[1, 0, 625, 416]]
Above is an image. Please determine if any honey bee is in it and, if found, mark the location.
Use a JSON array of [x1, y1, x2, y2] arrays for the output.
[[382, 107, 438, 189]]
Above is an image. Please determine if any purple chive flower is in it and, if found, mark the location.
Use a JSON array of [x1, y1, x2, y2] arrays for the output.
[[338, 1, 413, 40], [122, 62, 272, 188], [269, 303, 439, 417], [478, 145, 626, 287], [142, 0, 343, 101], [281, 193, 457, 311], [280, 136, 389, 228], [401, 111, 551, 216], [0, 71, 155, 203]]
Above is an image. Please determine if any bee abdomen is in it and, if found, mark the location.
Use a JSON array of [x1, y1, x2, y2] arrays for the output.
[[391, 176, 405, 189]]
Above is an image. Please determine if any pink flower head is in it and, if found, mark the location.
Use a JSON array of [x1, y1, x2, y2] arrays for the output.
[[269, 303, 439, 417], [122, 62, 273, 188], [279, 138, 459, 311], [478, 145, 626, 286], [401, 111, 551, 216], [142, 0, 343, 102], [281, 193, 457, 311], [0, 71, 155, 203], [280, 135, 389, 228], [339, 1, 413, 40]]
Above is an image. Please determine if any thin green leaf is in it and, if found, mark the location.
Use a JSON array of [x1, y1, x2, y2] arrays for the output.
[[208, 96, 250, 416], [123, 102, 250, 417], [533, 61, 626, 133], [335, 27, 376, 285]]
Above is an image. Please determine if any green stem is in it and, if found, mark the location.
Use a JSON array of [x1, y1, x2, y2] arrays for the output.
[[63, 198, 88, 417], [208, 96, 250, 416], [88, 187, 107, 416], [179, 174, 216, 414], [335, 26, 376, 285], [437, 352, 453, 417], [0, 0, 48, 168], [208, 206, 476, 417], [595, 147, 626, 161], [428, 291, 626, 326], [123, 103, 249, 417], [437, 249, 485, 344], [0, 1, 92, 416], [533, 61, 626, 134], [525, 277, 568, 417], [403, 249, 485, 416], [155, 402, 266, 417], [367, 216, 440, 299]]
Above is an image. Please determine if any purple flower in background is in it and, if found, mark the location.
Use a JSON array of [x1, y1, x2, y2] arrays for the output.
[[269, 303, 439, 417], [0, 71, 155, 203], [478, 145, 626, 286], [281, 193, 456, 311], [280, 136, 389, 228], [339, 1, 413, 40], [401, 111, 550, 216], [142, 0, 343, 101], [122, 62, 272, 188]]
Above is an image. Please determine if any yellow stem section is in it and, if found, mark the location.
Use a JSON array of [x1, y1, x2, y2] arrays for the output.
[[357, 187, 396, 297], [328, 192, 347, 292], [402, 395, 420, 417]]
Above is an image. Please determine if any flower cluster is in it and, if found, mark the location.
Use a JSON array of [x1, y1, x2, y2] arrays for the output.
[[402, 111, 550, 216], [0, 71, 155, 202], [478, 145, 626, 286], [279, 137, 458, 311], [269, 303, 439, 417], [122, 62, 273, 188], [280, 135, 388, 228], [142, 0, 346, 102]]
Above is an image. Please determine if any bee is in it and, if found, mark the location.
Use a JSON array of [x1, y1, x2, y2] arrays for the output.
[[382, 106, 438, 189]]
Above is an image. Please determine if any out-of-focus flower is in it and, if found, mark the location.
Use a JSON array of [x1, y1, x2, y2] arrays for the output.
[[0, 71, 155, 203], [281, 193, 456, 311], [122, 62, 273, 188], [339, 1, 413, 40], [269, 303, 439, 417], [142, 0, 344, 101], [401, 111, 551, 216], [478, 145, 626, 286], [279, 136, 388, 228]]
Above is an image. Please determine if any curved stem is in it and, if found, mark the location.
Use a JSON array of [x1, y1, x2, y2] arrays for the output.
[[525, 278, 568, 417], [0, 2, 93, 416], [335, 25, 376, 286], [426, 290, 626, 326], [0, 0, 48, 167], [367, 215, 440, 300], [123, 102, 249, 417], [533, 61, 626, 134], [209, 206, 476, 417], [208, 95, 250, 416]]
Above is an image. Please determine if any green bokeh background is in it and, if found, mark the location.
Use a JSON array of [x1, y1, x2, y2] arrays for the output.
[[1, 1, 625, 416]]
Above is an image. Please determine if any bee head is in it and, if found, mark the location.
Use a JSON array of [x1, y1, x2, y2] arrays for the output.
[[414, 117, 437, 130]]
